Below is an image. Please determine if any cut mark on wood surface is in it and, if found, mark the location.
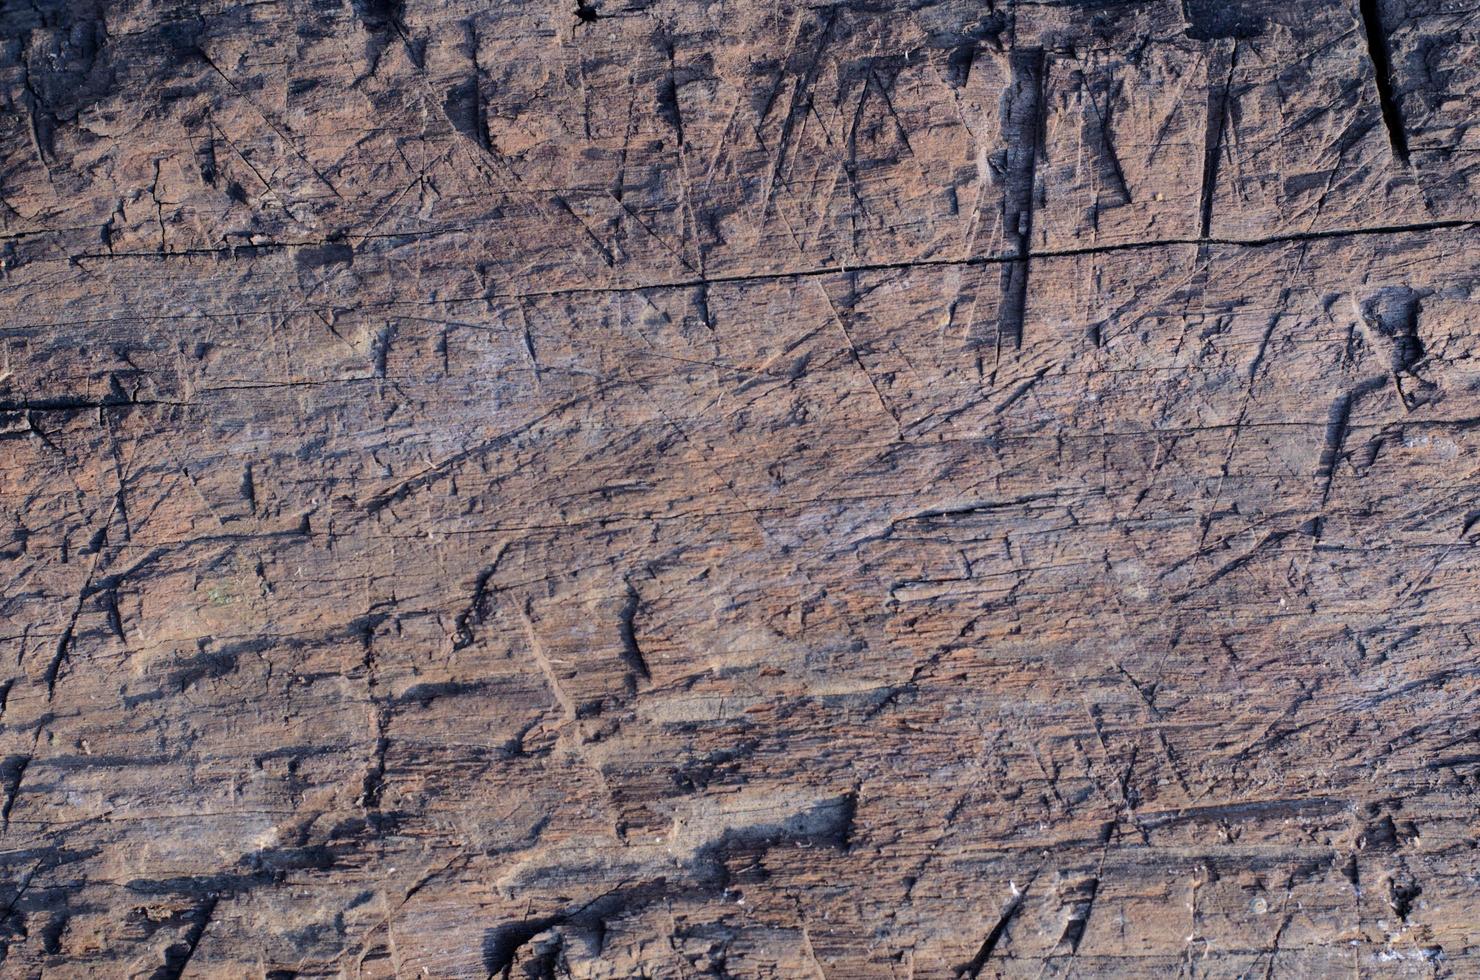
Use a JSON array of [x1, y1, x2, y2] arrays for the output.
[[453, 552, 506, 652], [1199, 41, 1238, 238], [1358, 0, 1409, 164], [1, 755, 31, 830], [956, 868, 1039, 977], [151, 896, 218, 980], [618, 579, 652, 684], [997, 47, 1046, 350], [359, 705, 391, 810], [1080, 68, 1131, 216]]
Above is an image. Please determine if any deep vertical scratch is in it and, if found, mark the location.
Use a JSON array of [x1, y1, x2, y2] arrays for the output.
[[1199, 41, 1238, 239], [997, 47, 1046, 350], [1358, 0, 1409, 164]]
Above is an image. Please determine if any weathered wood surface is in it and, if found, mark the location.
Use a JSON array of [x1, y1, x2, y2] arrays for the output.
[[2, 0, 1479, 976]]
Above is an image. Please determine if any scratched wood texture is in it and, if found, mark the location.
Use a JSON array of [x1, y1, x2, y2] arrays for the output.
[[2, 0, 1480, 976]]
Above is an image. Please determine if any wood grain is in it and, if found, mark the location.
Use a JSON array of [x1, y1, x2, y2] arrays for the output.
[[1, 0, 1478, 976]]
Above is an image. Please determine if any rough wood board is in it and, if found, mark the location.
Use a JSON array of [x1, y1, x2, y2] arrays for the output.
[[2, 0, 1479, 976]]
